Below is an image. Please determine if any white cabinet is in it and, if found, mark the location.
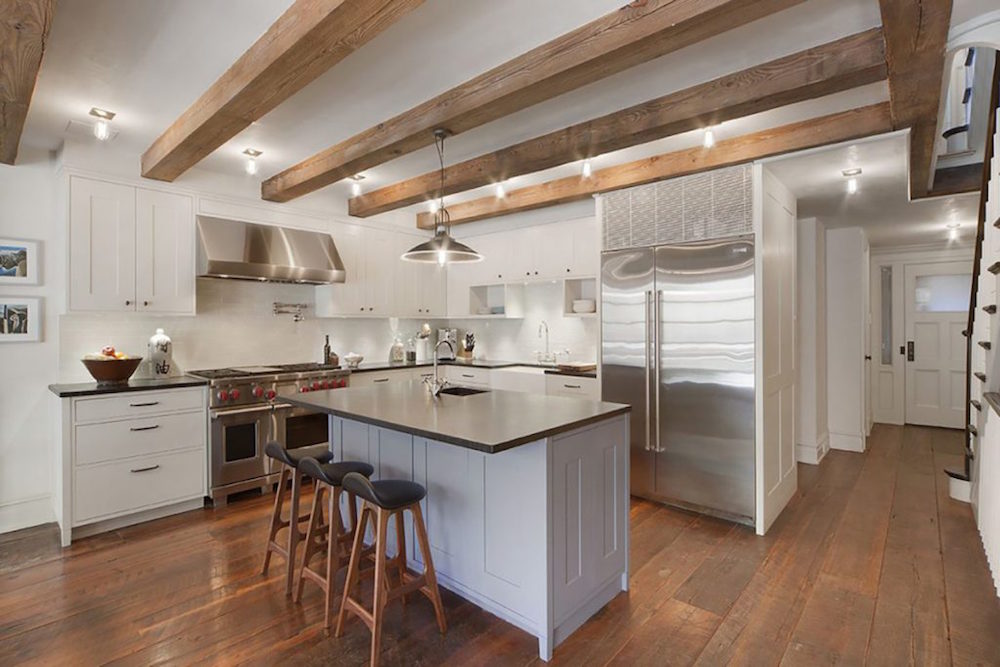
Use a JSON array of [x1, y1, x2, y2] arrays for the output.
[[349, 367, 425, 387], [136, 188, 195, 314], [56, 386, 208, 546], [69, 177, 195, 314], [443, 365, 491, 388], [490, 367, 547, 393], [69, 178, 137, 312], [316, 226, 446, 318], [545, 374, 599, 399]]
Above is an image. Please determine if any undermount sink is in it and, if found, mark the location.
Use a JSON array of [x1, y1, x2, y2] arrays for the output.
[[439, 386, 489, 397]]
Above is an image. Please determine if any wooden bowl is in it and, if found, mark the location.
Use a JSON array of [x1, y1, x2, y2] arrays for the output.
[[81, 357, 143, 385]]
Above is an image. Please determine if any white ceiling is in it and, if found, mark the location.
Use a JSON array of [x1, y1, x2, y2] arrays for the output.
[[19, 0, 993, 247], [764, 133, 980, 248]]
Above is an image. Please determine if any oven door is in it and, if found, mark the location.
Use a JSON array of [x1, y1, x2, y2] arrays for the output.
[[274, 404, 330, 458], [211, 405, 274, 488]]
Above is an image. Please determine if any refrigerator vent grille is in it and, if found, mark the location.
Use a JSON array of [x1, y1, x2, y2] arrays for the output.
[[601, 164, 753, 250]]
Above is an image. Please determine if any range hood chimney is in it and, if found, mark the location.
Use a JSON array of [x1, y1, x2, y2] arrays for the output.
[[196, 216, 345, 284]]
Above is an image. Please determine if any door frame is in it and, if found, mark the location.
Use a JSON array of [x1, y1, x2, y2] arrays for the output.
[[868, 247, 974, 426]]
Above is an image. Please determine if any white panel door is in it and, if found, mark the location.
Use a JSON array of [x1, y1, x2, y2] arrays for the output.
[[69, 177, 136, 312], [135, 188, 194, 314], [904, 262, 970, 428]]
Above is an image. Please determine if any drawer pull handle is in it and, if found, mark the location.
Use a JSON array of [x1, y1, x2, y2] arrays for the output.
[[130, 464, 160, 473], [373, 378, 389, 383], [130, 424, 160, 432], [461, 374, 475, 378], [129, 401, 160, 407], [564, 384, 581, 389]]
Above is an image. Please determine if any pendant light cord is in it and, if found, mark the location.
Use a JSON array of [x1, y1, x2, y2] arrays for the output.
[[434, 129, 450, 232]]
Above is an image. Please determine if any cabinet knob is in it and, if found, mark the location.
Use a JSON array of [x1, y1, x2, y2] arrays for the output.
[[125, 300, 131, 306], [143, 300, 150, 307], [368, 307, 373, 312], [360, 307, 364, 311]]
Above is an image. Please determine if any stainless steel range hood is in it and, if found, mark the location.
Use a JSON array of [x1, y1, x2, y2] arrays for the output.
[[196, 216, 345, 284]]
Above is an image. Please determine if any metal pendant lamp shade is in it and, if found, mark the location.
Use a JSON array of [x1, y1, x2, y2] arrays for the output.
[[402, 130, 482, 264]]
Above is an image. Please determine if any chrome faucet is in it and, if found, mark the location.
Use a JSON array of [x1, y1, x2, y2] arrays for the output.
[[426, 340, 454, 397], [537, 320, 556, 365]]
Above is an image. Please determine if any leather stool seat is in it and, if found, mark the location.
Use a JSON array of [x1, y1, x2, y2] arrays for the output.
[[264, 442, 333, 468], [342, 472, 426, 510], [299, 458, 374, 487]]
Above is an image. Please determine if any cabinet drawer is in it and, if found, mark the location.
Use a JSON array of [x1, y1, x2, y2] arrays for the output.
[[73, 447, 205, 523], [350, 369, 416, 387], [75, 410, 206, 466], [545, 375, 598, 399], [445, 366, 491, 386], [74, 388, 205, 423]]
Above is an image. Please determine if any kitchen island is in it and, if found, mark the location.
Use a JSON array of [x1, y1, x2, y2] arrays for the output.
[[285, 381, 630, 661]]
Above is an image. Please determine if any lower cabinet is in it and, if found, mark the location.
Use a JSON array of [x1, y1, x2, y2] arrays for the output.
[[56, 386, 208, 546], [330, 414, 628, 659]]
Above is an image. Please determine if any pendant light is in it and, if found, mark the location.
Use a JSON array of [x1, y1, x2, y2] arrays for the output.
[[401, 129, 483, 265]]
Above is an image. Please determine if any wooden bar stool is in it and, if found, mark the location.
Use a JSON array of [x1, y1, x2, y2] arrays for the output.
[[261, 442, 333, 595], [336, 472, 446, 666], [295, 456, 375, 630]]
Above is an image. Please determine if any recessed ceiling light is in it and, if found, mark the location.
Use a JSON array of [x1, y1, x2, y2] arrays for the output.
[[89, 107, 116, 141], [242, 148, 261, 175], [495, 182, 506, 199], [946, 222, 961, 229], [349, 174, 366, 197], [841, 168, 862, 177], [703, 127, 715, 149]]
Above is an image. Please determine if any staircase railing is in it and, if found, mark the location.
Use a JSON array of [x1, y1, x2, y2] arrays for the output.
[[958, 57, 1000, 484]]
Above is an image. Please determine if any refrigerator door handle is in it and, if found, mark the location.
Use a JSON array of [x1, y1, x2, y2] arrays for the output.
[[645, 289, 653, 451], [654, 289, 662, 453]]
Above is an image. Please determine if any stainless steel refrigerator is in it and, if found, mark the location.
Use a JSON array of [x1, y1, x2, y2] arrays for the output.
[[601, 237, 755, 524]]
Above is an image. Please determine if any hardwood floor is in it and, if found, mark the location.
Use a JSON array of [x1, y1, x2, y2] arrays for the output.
[[1, 424, 998, 665]]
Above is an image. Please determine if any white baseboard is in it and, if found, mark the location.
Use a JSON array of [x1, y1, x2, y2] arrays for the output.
[[829, 431, 865, 452], [0, 494, 55, 535], [795, 433, 830, 465]]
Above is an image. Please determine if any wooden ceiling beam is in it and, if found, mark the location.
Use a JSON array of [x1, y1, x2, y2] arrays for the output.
[[877, 0, 954, 198], [262, 0, 808, 203], [416, 103, 893, 228], [140, 0, 424, 182], [356, 29, 887, 217], [0, 0, 55, 165]]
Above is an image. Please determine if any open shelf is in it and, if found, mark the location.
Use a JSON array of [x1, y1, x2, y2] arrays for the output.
[[563, 277, 597, 318], [468, 284, 525, 318]]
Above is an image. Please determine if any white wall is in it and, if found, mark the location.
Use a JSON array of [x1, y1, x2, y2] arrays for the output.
[[796, 218, 829, 464], [0, 148, 63, 532], [826, 226, 869, 452]]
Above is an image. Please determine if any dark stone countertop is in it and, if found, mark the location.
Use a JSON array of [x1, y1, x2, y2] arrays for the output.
[[48, 375, 208, 398], [348, 359, 597, 377], [283, 380, 628, 454]]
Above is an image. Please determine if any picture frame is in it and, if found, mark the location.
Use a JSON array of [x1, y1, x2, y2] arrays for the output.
[[0, 297, 41, 342], [0, 238, 40, 285]]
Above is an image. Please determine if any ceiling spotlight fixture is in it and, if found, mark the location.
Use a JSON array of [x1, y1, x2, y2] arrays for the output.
[[428, 199, 439, 213], [703, 127, 715, 149], [842, 168, 862, 195], [946, 221, 961, 241], [495, 182, 506, 199], [582, 159, 593, 178], [89, 107, 116, 141], [841, 167, 862, 177], [402, 129, 483, 265], [242, 148, 262, 176], [350, 174, 365, 197]]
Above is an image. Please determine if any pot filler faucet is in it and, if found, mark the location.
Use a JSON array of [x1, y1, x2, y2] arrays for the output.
[[426, 339, 454, 397]]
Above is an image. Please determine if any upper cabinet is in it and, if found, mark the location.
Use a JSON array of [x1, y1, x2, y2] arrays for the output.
[[316, 225, 446, 319], [69, 177, 195, 314]]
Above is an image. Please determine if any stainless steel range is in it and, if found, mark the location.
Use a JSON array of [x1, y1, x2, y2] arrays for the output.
[[188, 363, 350, 504]]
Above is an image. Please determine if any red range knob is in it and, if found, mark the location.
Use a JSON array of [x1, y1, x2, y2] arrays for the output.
[[252, 386, 264, 398], [321, 380, 330, 389], [217, 390, 229, 402], [300, 386, 310, 393], [266, 390, 276, 400], [230, 389, 241, 400], [312, 381, 321, 390], [337, 379, 347, 388]]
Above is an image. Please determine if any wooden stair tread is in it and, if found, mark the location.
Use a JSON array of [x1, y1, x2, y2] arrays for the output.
[[971, 399, 982, 411], [968, 424, 978, 436], [944, 466, 970, 481], [974, 371, 987, 382], [984, 304, 997, 314], [989, 261, 1000, 275], [979, 340, 992, 350]]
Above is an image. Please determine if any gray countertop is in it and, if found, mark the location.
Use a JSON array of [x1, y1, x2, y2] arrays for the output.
[[349, 359, 597, 378], [49, 375, 208, 397], [283, 380, 628, 454]]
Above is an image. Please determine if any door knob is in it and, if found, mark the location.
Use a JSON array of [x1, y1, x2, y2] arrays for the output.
[[864, 355, 872, 361]]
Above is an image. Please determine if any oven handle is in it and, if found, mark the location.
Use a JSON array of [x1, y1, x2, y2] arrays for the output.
[[210, 405, 274, 419]]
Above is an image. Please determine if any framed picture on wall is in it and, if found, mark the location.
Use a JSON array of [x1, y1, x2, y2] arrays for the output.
[[0, 239, 40, 285], [0, 297, 41, 342]]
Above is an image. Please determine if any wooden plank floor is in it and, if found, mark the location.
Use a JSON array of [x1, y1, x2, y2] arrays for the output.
[[1, 424, 998, 666]]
